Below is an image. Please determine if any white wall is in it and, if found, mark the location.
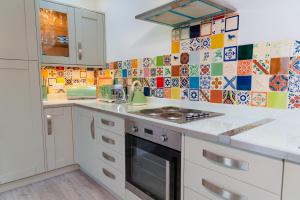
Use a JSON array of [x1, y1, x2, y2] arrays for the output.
[[54, 0, 99, 10]]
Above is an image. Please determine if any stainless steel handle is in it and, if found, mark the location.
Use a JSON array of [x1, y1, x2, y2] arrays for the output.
[[202, 179, 247, 200], [102, 136, 115, 145], [47, 115, 52, 136], [203, 150, 249, 171], [102, 152, 115, 162], [165, 161, 170, 200], [102, 168, 116, 180], [90, 117, 95, 140], [101, 119, 115, 127], [78, 42, 82, 60]]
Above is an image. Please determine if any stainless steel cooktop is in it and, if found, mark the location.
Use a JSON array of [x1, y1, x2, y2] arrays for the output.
[[131, 106, 223, 124]]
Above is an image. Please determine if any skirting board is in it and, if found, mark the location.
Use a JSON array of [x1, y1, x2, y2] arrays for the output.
[[0, 164, 79, 193]]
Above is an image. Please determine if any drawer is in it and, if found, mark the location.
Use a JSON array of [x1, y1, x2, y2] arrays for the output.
[[94, 112, 124, 135], [96, 128, 125, 154], [185, 136, 283, 194], [96, 143, 125, 173], [185, 161, 280, 200], [96, 159, 125, 198], [184, 188, 210, 200]]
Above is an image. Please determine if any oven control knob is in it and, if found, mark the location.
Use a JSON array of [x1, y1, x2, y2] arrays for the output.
[[132, 126, 138, 133], [160, 135, 168, 142]]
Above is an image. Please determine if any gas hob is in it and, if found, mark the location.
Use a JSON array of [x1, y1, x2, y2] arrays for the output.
[[131, 106, 223, 124]]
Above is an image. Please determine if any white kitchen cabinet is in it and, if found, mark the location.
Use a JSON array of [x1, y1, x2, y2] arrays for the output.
[[282, 161, 300, 200], [75, 8, 106, 66], [0, 60, 45, 184], [44, 107, 74, 171], [72, 107, 97, 178], [0, 0, 38, 61]]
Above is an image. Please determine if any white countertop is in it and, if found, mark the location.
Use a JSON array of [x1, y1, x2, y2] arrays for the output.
[[43, 98, 300, 164]]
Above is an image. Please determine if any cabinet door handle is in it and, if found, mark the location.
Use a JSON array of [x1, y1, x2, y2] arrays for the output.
[[101, 119, 115, 127], [102, 152, 115, 162], [47, 115, 52, 136], [102, 136, 115, 145], [203, 150, 249, 171], [90, 117, 95, 140], [78, 42, 83, 60], [102, 168, 116, 180], [202, 179, 247, 200]]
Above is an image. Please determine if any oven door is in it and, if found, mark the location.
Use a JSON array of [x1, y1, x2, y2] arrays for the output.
[[126, 134, 181, 200]]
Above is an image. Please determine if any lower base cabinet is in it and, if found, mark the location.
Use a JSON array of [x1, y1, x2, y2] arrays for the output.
[[184, 188, 210, 200], [282, 161, 300, 200]]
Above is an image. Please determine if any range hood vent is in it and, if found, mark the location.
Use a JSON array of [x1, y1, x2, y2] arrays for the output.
[[136, 0, 236, 27]]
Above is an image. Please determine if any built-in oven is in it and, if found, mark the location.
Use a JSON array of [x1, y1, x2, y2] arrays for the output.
[[125, 119, 181, 200]]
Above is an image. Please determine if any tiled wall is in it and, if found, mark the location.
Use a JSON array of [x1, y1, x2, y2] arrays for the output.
[[107, 14, 300, 110]]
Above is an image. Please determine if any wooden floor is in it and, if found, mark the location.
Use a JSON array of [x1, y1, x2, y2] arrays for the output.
[[0, 170, 117, 200]]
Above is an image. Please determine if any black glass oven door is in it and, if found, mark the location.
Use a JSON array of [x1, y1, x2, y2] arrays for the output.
[[126, 134, 181, 200]]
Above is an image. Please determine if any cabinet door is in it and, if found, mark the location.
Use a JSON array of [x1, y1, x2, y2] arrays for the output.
[[0, 0, 38, 60], [282, 161, 300, 200], [39, 1, 76, 64], [73, 107, 97, 178], [75, 9, 105, 66], [0, 60, 45, 184], [44, 107, 74, 171]]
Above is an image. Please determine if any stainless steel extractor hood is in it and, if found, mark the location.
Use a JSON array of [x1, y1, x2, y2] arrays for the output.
[[135, 0, 236, 27]]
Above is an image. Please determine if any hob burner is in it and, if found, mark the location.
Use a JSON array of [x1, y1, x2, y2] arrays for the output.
[[160, 112, 183, 120]]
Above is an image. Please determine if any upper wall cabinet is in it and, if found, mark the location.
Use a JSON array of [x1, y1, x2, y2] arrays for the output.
[[40, 1, 76, 64], [0, 0, 38, 61], [75, 9, 105, 66]]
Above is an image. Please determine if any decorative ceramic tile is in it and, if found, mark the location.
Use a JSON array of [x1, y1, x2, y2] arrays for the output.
[[237, 60, 253, 75], [200, 49, 211, 63], [199, 89, 210, 102], [225, 15, 239, 32], [144, 87, 151, 96], [164, 55, 171, 66], [156, 56, 164, 66], [180, 77, 189, 88], [210, 90, 223, 103], [236, 91, 251, 105], [127, 69, 132, 77], [171, 54, 181, 65], [150, 88, 156, 97], [252, 60, 270, 75], [289, 57, 300, 75], [223, 90, 236, 104], [200, 76, 211, 89], [143, 68, 150, 77], [270, 41, 292, 58], [156, 77, 164, 88], [138, 68, 144, 77], [211, 76, 223, 90], [211, 63, 223, 76], [251, 92, 267, 107], [224, 31, 238, 47], [180, 27, 190, 40], [189, 77, 199, 88], [171, 65, 180, 76], [181, 88, 189, 100], [164, 77, 171, 88], [238, 44, 253, 60], [156, 67, 164, 77], [164, 88, 171, 98], [212, 16, 225, 35], [267, 92, 288, 109], [132, 59, 139, 68], [269, 75, 288, 91], [171, 88, 181, 99], [189, 89, 199, 101], [288, 93, 300, 109], [171, 77, 180, 87], [289, 75, 300, 92], [211, 34, 225, 49], [164, 66, 171, 77], [150, 78, 156, 87], [180, 65, 189, 76], [237, 76, 252, 91], [200, 64, 211, 75], [200, 22, 212, 37], [180, 39, 190, 53], [223, 76, 237, 90], [270, 57, 289, 75], [172, 29, 181, 41], [291, 40, 300, 56], [200, 37, 211, 49], [252, 75, 269, 91], [156, 88, 164, 98], [190, 37, 201, 51], [189, 51, 200, 64], [150, 68, 156, 77], [223, 61, 237, 76], [189, 64, 200, 77], [190, 25, 200, 38], [122, 69, 128, 78], [180, 53, 189, 64], [224, 46, 237, 61], [211, 49, 223, 63], [132, 68, 138, 77], [253, 42, 271, 60]]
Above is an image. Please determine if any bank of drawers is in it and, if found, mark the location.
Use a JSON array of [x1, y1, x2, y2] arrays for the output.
[[94, 112, 124, 135]]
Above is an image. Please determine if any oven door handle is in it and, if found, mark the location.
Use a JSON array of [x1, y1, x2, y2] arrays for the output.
[[166, 160, 170, 200]]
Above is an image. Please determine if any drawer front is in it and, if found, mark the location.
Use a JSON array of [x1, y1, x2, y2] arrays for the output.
[[96, 143, 125, 173], [96, 128, 125, 154], [185, 136, 283, 194], [185, 161, 280, 200], [96, 159, 125, 198], [94, 112, 124, 135], [184, 188, 210, 200]]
